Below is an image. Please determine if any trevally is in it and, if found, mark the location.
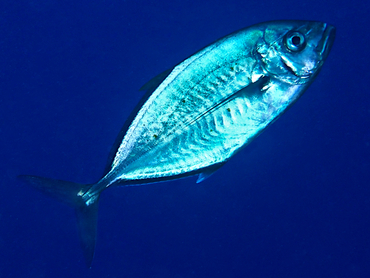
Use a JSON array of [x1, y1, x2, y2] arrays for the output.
[[20, 20, 335, 266]]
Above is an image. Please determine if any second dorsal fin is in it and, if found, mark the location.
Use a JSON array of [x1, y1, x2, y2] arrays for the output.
[[139, 67, 174, 93]]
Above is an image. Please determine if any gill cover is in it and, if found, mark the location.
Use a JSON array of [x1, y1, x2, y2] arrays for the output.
[[257, 22, 335, 84]]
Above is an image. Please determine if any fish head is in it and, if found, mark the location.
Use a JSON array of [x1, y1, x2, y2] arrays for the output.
[[256, 21, 335, 85]]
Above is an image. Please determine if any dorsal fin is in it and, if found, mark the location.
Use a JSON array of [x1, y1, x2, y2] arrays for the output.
[[102, 67, 174, 176], [139, 67, 174, 92]]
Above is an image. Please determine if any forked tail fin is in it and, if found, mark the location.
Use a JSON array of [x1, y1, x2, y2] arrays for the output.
[[18, 175, 99, 268]]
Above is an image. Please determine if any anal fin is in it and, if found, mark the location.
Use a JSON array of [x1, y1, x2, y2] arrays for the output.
[[196, 163, 226, 183]]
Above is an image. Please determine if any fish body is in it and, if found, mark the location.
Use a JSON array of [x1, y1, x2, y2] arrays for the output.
[[20, 20, 335, 266]]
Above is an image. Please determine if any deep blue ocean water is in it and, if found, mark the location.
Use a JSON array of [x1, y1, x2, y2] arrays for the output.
[[1, 0, 370, 277]]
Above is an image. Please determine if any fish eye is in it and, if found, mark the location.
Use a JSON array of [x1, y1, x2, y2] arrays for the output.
[[284, 31, 306, 52]]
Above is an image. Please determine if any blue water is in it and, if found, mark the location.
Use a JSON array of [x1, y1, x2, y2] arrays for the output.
[[1, 0, 369, 277]]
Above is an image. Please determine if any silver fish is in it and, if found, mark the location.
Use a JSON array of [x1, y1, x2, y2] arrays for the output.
[[20, 20, 335, 266]]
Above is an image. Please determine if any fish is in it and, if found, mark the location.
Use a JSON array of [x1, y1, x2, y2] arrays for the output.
[[19, 20, 335, 267]]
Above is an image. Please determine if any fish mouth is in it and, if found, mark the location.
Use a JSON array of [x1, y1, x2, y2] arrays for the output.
[[317, 24, 336, 60]]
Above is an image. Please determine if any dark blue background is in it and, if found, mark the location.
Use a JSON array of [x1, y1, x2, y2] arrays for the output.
[[1, 0, 369, 277]]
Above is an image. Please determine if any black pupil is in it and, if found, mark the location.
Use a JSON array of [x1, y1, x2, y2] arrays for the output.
[[291, 35, 301, 46]]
